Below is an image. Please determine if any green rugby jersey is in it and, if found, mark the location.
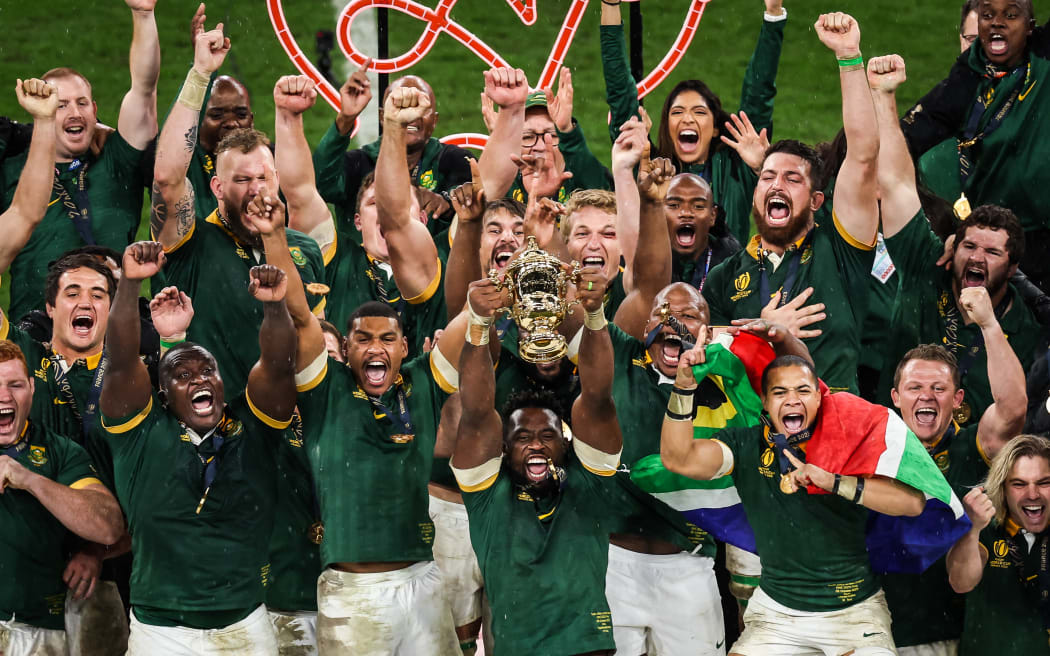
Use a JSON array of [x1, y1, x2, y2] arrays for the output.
[[601, 16, 784, 245], [296, 353, 447, 566], [321, 233, 445, 358], [0, 422, 102, 630], [157, 211, 327, 397], [459, 457, 617, 655], [1, 315, 114, 489], [883, 423, 990, 647], [704, 217, 876, 394], [959, 521, 1050, 655], [714, 425, 878, 611], [266, 416, 321, 613], [879, 210, 1041, 423], [1, 131, 147, 319], [101, 393, 285, 628]]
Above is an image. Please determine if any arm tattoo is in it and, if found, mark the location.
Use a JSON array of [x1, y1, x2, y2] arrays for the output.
[[175, 185, 197, 238], [150, 181, 167, 238], [183, 125, 198, 152]]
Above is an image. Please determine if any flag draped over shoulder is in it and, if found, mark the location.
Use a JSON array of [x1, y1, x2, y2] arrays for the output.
[[629, 332, 971, 574]]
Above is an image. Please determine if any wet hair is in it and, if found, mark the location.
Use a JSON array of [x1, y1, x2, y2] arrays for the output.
[[559, 189, 617, 240], [0, 340, 30, 379], [894, 344, 961, 390], [500, 388, 568, 444], [764, 140, 824, 192], [346, 301, 404, 336], [761, 355, 817, 395], [42, 67, 92, 95], [953, 204, 1025, 264], [984, 434, 1050, 525], [158, 342, 218, 390], [356, 171, 377, 214], [44, 253, 117, 307], [484, 198, 526, 220], [214, 128, 271, 158], [656, 79, 731, 163]]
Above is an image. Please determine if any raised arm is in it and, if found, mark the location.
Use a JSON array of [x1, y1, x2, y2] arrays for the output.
[[117, 0, 160, 149], [478, 68, 528, 200], [0, 460, 123, 546], [247, 195, 326, 376], [818, 13, 879, 247], [737, 0, 787, 133], [451, 280, 507, 470], [444, 159, 486, 318], [571, 268, 622, 457], [599, 0, 639, 144], [0, 79, 58, 273], [868, 55, 922, 238], [962, 288, 1027, 457], [610, 117, 645, 284], [101, 242, 164, 419], [613, 153, 674, 340], [375, 86, 439, 299], [273, 75, 333, 240], [661, 336, 733, 479], [245, 265, 297, 424], [947, 486, 995, 593], [151, 23, 229, 249]]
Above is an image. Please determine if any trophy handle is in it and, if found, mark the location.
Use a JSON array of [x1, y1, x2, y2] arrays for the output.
[[488, 268, 503, 290], [566, 260, 583, 307]]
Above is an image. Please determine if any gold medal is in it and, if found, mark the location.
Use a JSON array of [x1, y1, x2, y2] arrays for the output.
[[954, 193, 972, 221], [953, 402, 972, 424], [307, 521, 325, 545], [779, 473, 796, 494]]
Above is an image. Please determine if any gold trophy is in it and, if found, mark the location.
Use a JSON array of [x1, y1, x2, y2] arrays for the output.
[[489, 236, 581, 363]]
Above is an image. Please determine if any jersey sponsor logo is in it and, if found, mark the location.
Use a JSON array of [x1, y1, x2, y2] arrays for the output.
[[862, 632, 883, 637], [35, 357, 51, 382], [759, 447, 777, 478], [289, 247, 308, 267], [28, 445, 48, 466], [419, 169, 435, 189], [53, 397, 69, 405], [1019, 81, 1038, 102], [800, 245, 813, 264], [933, 450, 950, 473], [235, 246, 250, 261], [731, 272, 752, 302]]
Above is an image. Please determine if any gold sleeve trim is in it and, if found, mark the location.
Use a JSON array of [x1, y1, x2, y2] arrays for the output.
[[69, 477, 104, 490], [832, 210, 875, 251], [404, 259, 443, 305], [102, 397, 154, 434], [452, 456, 503, 492], [311, 296, 328, 317], [0, 311, 8, 340], [975, 431, 992, 466], [160, 221, 196, 254], [246, 391, 293, 429], [574, 438, 620, 477], [295, 352, 329, 392], [430, 348, 459, 393]]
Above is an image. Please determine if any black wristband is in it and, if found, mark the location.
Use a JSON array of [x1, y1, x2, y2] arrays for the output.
[[672, 386, 697, 397], [832, 473, 841, 495], [666, 409, 694, 421], [853, 477, 865, 503], [601, 0, 621, 4]]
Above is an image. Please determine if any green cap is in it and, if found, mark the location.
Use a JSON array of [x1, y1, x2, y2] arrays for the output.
[[525, 90, 548, 109]]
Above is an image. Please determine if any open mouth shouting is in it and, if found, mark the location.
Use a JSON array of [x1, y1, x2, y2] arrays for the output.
[[962, 263, 987, 288], [0, 406, 16, 435], [674, 222, 697, 249], [363, 359, 389, 388], [677, 128, 700, 155], [765, 193, 792, 228], [491, 244, 516, 272], [986, 32, 1010, 57], [190, 388, 215, 417], [1020, 502, 1047, 528], [70, 312, 95, 339], [913, 406, 939, 429], [581, 255, 605, 271], [657, 333, 684, 370], [780, 411, 808, 435], [525, 454, 552, 482], [64, 121, 87, 142]]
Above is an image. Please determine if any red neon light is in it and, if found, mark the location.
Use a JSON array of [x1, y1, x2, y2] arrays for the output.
[[268, 0, 708, 147]]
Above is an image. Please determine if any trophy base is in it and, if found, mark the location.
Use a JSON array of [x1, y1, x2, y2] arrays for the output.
[[519, 336, 569, 364]]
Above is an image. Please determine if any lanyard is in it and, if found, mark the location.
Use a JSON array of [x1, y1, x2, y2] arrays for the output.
[[758, 231, 814, 308], [53, 159, 96, 245], [49, 350, 107, 439], [689, 247, 714, 293], [0, 431, 28, 458], [192, 412, 238, 514], [959, 61, 1030, 186]]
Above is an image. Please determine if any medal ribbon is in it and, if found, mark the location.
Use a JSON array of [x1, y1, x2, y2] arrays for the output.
[[758, 230, 815, 309], [689, 247, 714, 293], [53, 160, 96, 246], [365, 381, 414, 439], [49, 350, 107, 439], [768, 427, 814, 479]]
